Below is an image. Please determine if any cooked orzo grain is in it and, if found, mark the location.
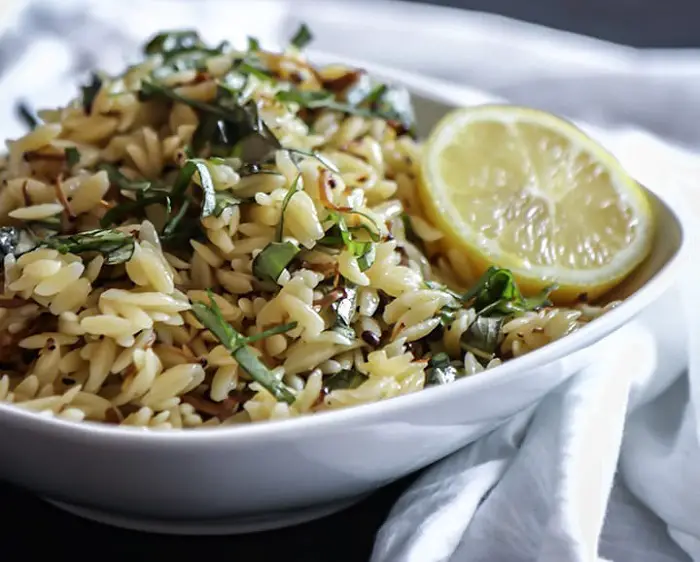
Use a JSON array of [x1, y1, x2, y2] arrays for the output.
[[0, 25, 615, 429]]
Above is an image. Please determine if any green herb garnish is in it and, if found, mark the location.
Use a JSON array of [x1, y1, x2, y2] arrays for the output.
[[425, 352, 462, 386], [161, 198, 191, 240], [64, 147, 81, 169], [320, 211, 379, 272], [172, 159, 216, 217], [323, 369, 367, 392], [252, 242, 300, 285], [247, 36, 261, 52], [331, 283, 358, 341], [287, 148, 340, 173], [462, 267, 557, 317], [39, 229, 135, 265], [213, 191, 241, 217], [276, 83, 416, 135], [275, 174, 301, 242], [140, 80, 281, 161], [290, 23, 313, 50], [192, 291, 296, 403], [460, 316, 505, 363], [100, 192, 170, 228], [99, 163, 152, 192], [81, 73, 103, 115], [16, 102, 38, 131], [144, 30, 204, 56]]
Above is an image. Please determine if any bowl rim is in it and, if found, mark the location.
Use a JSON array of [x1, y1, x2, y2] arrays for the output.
[[0, 56, 687, 445]]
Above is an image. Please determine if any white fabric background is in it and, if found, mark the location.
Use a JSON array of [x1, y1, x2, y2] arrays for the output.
[[1, 2, 700, 560]]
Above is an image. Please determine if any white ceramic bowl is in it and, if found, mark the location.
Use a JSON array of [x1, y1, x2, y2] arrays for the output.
[[0, 62, 685, 535]]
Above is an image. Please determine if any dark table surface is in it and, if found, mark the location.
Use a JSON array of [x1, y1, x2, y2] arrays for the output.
[[3, 1, 697, 560]]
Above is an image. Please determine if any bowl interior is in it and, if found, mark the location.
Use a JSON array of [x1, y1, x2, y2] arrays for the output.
[[0, 55, 686, 441]]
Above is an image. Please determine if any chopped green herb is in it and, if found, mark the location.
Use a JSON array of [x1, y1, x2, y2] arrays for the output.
[[362, 83, 416, 135], [64, 147, 81, 169], [98, 163, 152, 192], [233, 56, 275, 82], [275, 174, 301, 243], [462, 267, 557, 317], [39, 229, 135, 265], [100, 192, 170, 228], [424, 280, 463, 302], [213, 191, 241, 217], [144, 30, 204, 55], [161, 197, 191, 239], [276, 83, 416, 135], [425, 352, 462, 386], [252, 241, 300, 284], [192, 291, 296, 403], [290, 23, 313, 50], [242, 321, 298, 346], [356, 243, 376, 271], [333, 287, 357, 326], [247, 36, 261, 52], [460, 316, 505, 362], [141, 80, 281, 161], [320, 211, 379, 272], [401, 213, 423, 248], [81, 73, 103, 115], [16, 101, 38, 130], [287, 148, 340, 173], [172, 159, 216, 217], [438, 308, 456, 326], [323, 369, 368, 392]]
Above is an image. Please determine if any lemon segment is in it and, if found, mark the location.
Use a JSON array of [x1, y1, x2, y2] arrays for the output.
[[419, 105, 654, 304]]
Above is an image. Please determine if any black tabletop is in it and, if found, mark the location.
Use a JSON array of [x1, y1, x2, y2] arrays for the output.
[[2, 1, 697, 560]]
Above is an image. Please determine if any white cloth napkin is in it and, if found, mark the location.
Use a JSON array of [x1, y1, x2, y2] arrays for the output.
[[2, 2, 700, 560]]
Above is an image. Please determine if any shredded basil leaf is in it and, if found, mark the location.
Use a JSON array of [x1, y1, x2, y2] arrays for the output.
[[172, 159, 217, 217], [247, 36, 261, 52], [81, 73, 103, 115], [425, 352, 461, 386], [356, 243, 376, 271], [290, 23, 313, 50], [438, 308, 456, 327], [39, 229, 135, 265], [16, 102, 38, 131], [213, 191, 241, 217], [242, 321, 298, 346], [331, 283, 358, 341], [362, 83, 416, 135], [144, 30, 204, 55], [276, 174, 301, 243], [323, 369, 367, 392], [141, 80, 281, 162], [463, 267, 557, 316], [64, 147, 81, 169], [161, 198, 191, 239], [276, 83, 416, 134], [460, 316, 505, 362], [98, 163, 152, 192], [252, 241, 300, 284], [424, 280, 463, 302], [287, 148, 340, 173], [320, 211, 379, 273], [192, 291, 296, 404], [100, 192, 170, 228]]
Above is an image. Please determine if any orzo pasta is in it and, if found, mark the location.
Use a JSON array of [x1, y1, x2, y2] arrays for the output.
[[0, 25, 616, 429]]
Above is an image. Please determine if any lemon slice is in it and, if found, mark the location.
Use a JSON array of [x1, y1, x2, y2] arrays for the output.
[[419, 105, 654, 304]]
